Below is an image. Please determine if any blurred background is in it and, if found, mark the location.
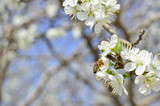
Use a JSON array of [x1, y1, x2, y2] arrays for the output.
[[0, 0, 160, 106]]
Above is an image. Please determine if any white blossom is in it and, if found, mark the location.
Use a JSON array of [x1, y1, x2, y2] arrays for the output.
[[148, 53, 160, 77], [120, 45, 139, 60], [135, 72, 160, 95], [63, 0, 120, 34], [124, 50, 151, 75], [109, 69, 128, 96], [63, 0, 78, 7], [98, 34, 118, 56]]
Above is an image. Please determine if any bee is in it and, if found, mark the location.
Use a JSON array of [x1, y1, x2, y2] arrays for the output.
[[90, 58, 104, 74]]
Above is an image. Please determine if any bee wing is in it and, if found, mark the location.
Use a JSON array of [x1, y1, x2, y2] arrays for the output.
[[90, 63, 96, 67]]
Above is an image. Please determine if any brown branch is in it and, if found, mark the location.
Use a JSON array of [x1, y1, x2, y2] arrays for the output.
[[137, 94, 160, 106], [120, 0, 135, 13], [102, 23, 131, 45], [21, 65, 61, 106], [22, 36, 83, 105], [131, 30, 145, 46], [127, 77, 136, 106], [82, 32, 99, 61]]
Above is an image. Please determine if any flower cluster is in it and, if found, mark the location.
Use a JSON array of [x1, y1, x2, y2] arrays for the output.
[[95, 34, 160, 96], [63, 0, 120, 34]]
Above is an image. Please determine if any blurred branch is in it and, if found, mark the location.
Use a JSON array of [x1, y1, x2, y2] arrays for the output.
[[22, 35, 83, 105], [82, 32, 99, 61], [102, 23, 130, 45], [120, 0, 135, 13], [129, 12, 160, 35], [127, 77, 136, 106], [22, 65, 61, 106], [137, 94, 160, 106]]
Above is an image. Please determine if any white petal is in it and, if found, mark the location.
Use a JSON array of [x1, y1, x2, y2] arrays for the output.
[[148, 64, 154, 72], [151, 82, 160, 92], [117, 85, 122, 96], [63, 0, 78, 7], [124, 62, 136, 71], [135, 75, 145, 84], [96, 71, 106, 77], [77, 12, 88, 21], [101, 49, 110, 57], [110, 34, 118, 48], [98, 41, 110, 50], [135, 65, 145, 75], [101, 56, 109, 65], [100, 66, 108, 72], [142, 89, 151, 95], [132, 47, 139, 54], [94, 22, 103, 34], [139, 84, 151, 95], [84, 16, 95, 29], [112, 4, 120, 12]]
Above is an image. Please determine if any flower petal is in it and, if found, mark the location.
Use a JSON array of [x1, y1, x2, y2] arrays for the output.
[[100, 66, 108, 72], [77, 12, 88, 21], [139, 84, 151, 95], [96, 71, 106, 77], [151, 82, 160, 92], [101, 56, 109, 65], [124, 62, 136, 71], [135, 65, 145, 75], [110, 34, 118, 48], [94, 22, 103, 34], [135, 75, 145, 84], [84, 16, 95, 30]]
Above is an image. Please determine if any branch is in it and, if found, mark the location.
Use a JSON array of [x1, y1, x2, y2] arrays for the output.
[[129, 12, 160, 35], [127, 77, 136, 106], [82, 32, 99, 61], [137, 94, 160, 106], [21, 65, 61, 106], [102, 23, 131, 45], [131, 30, 145, 46]]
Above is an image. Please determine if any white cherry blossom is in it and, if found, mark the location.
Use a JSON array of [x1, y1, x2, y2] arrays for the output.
[[63, 0, 120, 34], [63, 0, 78, 7], [109, 69, 128, 96], [124, 50, 151, 75], [98, 34, 118, 56], [120, 45, 139, 60], [148, 53, 160, 77], [135, 72, 160, 95]]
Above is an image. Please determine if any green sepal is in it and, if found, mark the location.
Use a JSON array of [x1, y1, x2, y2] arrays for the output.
[[101, 49, 105, 52], [114, 39, 121, 54], [109, 60, 113, 66], [123, 72, 130, 79], [106, 69, 115, 75], [123, 79, 125, 83]]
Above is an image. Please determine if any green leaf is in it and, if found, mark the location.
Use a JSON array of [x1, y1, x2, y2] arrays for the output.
[[114, 39, 121, 54], [123, 72, 129, 79]]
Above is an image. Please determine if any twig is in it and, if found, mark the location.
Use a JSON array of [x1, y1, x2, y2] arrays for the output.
[[129, 12, 160, 35], [102, 23, 131, 45], [21, 65, 61, 106], [131, 30, 145, 46]]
